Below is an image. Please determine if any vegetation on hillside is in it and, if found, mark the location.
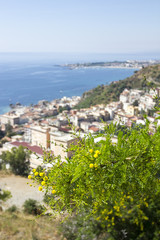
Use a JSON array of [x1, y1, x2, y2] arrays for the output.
[[76, 64, 160, 109]]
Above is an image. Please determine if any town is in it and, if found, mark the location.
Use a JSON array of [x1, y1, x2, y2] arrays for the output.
[[0, 87, 159, 169], [62, 59, 160, 70]]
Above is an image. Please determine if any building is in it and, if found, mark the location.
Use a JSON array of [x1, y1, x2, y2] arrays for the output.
[[50, 131, 79, 160], [139, 94, 155, 112], [30, 125, 50, 149], [0, 114, 20, 126], [119, 89, 130, 103], [126, 105, 139, 116]]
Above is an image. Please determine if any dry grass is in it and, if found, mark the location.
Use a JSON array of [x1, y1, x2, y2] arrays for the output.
[[0, 211, 63, 240], [0, 170, 64, 239], [0, 170, 12, 178]]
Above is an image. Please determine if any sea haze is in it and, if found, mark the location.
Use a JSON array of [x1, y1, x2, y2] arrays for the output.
[[0, 54, 138, 114]]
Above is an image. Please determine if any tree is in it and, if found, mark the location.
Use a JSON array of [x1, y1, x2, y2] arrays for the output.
[[5, 123, 13, 137], [1, 145, 30, 176], [30, 121, 160, 239], [132, 99, 139, 106], [0, 129, 4, 140]]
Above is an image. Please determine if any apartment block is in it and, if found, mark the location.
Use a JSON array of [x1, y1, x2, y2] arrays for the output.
[[31, 125, 50, 149], [50, 131, 79, 160]]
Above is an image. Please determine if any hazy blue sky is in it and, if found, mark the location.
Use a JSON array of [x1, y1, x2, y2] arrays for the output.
[[0, 0, 160, 53]]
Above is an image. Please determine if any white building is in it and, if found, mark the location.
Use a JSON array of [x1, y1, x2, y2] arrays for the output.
[[0, 114, 20, 126], [139, 94, 155, 112], [119, 89, 130, 103], [50, 131, 80, 160]]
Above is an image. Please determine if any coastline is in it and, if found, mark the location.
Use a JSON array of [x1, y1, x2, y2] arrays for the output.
[[0, 63, 140, 115], [0, 106, 11, 115], [67, 66, 141, 70], [61, 60, 160, 70]]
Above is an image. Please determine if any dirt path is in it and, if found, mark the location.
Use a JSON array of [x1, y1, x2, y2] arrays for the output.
[[0, 174, 44, 210]]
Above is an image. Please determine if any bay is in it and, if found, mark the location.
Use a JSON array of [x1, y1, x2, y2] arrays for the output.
[[0, 54, 138, 114]]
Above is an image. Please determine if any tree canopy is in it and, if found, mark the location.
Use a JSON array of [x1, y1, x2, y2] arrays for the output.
[[1, 145, 30, 176]]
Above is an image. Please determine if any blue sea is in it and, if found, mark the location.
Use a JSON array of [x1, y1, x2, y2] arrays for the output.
[[0, 52, 158, 114]]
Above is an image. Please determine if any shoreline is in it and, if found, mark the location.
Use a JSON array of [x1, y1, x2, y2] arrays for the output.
[[61, 60, 160, 70], [0, 95, 81, 116], [67, 66, 141, 70], [0, 64, 141, 115]]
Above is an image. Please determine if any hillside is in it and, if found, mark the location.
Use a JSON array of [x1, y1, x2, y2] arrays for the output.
[[0, 212, 61, 240], [76, 64, 160, 109]]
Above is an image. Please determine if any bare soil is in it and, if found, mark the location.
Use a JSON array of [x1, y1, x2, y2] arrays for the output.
[[0, 173, 44, 210]]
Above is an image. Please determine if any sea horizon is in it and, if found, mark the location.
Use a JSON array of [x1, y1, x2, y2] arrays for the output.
[[1, 51, 160, 64]]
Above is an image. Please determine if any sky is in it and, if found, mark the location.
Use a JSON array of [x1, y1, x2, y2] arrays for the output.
[[0, 0, 160, 54]]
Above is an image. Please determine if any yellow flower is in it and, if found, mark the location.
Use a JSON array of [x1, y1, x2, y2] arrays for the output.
[[52, 185, 56, 189], [89, 149, 93, 153], [30, 184, 32, 187], [34, 172, 39, 176], [134, 218, 139, 225], [43, 176, 48, 181], [94, 153, 98, 158], [130, 197, 133, 202], [89, 163, 94, 168], [38, 186, 43, 191], [52, 189, 56, 194], [144, 202, 149, 208], [95, 150, 100, 155], [32, 169, 36, 173], [143, 216, 149, 220], [28, 175, 32, 179], [39, 172, 44, 177], [114, 206, 120, 212], [94, 163, 98, 168], [108, 210, 113, 215], [41, 181, 46, 186]]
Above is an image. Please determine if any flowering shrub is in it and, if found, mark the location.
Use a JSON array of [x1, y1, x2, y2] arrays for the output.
[[29, 122, 160, 239]]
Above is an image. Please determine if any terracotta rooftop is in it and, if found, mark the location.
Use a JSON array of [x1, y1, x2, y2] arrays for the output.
[[11, 141, 43, 156], [89, 126, 99, 132]]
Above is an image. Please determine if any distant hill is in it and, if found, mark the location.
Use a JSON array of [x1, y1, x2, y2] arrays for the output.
[[75, 64, 160, 109]]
